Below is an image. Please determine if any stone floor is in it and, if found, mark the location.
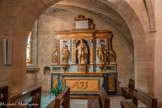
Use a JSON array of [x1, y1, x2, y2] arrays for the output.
[[41, 93, 125, 108], [109, 96, 125, 108], [70, 96, 124, 108], [70, 99, 88, 108], [41, 93, 147, 108], [70, 97, 148, 108], [41, 92, 56, 108]]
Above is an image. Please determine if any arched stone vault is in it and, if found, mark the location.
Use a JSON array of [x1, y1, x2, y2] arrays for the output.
[[54, 0, 134, 51], [143, 0, 156, 31], [52, 5, 133, 54], [56, 0, 125, 23], [0, 0, 154, 94]]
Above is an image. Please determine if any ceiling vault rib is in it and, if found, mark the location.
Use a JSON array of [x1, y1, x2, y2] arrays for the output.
[[55, 1, 125, 24]]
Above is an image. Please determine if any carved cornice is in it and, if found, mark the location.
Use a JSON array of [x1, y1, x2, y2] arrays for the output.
[[26, 67, 40, 73], [55, 30, 112, 39]]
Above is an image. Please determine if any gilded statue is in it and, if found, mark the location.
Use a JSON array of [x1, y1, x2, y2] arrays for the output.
[[52, 50, 57, 63], [76, 39, 88, 64], [97, 44, 107, 64], [61, 45, 69, 64], [109, 50, 116, 62], [107, 34, 116, 62]]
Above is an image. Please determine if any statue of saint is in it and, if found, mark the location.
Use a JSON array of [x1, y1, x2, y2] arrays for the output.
[[52, 50, 57, 63], [97, 44, 106, 64], [76, 39, 88, 64], [109, 50, 116, 62], [61, 45, 69, 64]]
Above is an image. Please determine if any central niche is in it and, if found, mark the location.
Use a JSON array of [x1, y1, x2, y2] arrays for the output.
[[76, 39, 90, 64]]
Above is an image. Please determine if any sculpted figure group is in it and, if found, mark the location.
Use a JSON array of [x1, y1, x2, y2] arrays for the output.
[[60, 39, 116, 65], [61, 39, 88, 65]]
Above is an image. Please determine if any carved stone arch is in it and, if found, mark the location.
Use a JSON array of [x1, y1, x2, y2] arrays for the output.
[[11, 0, 63, 93], [10, 0, 153, 94]]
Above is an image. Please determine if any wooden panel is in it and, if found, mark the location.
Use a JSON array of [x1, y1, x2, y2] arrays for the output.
[[121, 79, 134, 99], [65, 79, 99, 92], [70, 39, 72, 61], [133, 89, 157, 108], [73, 48, 76, 63], [57, 40, 60, 64], [86, 87, 110, 108], [99, 87, 110, 108], [0, 86, 8, 107], [96, 33, 110, 38], [10, 87, 41, 108], [69, 33, 93, 38], [62, 73, 103, 76], [53, 76, 58, 88], [129, 79, 135, 90], [108, 75, 115, 91], [46, 87, 70, 108], [90, 48, 93, 63]]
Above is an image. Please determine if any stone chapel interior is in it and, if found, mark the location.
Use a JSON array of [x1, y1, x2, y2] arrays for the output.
[[0, 0, 162, 108]]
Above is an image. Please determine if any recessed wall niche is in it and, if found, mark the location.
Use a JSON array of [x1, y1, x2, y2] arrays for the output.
[[44, 66, 50, 75]]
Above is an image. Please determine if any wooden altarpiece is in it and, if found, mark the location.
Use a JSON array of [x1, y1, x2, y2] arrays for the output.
[[51, 15, 117, 95]]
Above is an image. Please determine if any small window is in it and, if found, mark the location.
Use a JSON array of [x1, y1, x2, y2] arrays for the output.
[[26, 31, 32, 63]]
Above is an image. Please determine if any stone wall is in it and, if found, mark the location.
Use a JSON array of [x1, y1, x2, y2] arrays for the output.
[[26, 72, 36, 89], [0, 35, 12, 88], [36, 8, 134, 92], [154, 0, 162, 102]]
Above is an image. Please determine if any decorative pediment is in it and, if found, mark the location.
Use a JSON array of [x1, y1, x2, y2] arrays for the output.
[[72, 15, 95, 30]]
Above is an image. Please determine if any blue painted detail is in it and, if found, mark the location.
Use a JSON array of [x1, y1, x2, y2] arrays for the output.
[[103, 73, 117, 95], [51, 73, 62, 92], [76, 40, 90, 64], [103, 74, 108, 94], [51, 73, 117, 95]]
